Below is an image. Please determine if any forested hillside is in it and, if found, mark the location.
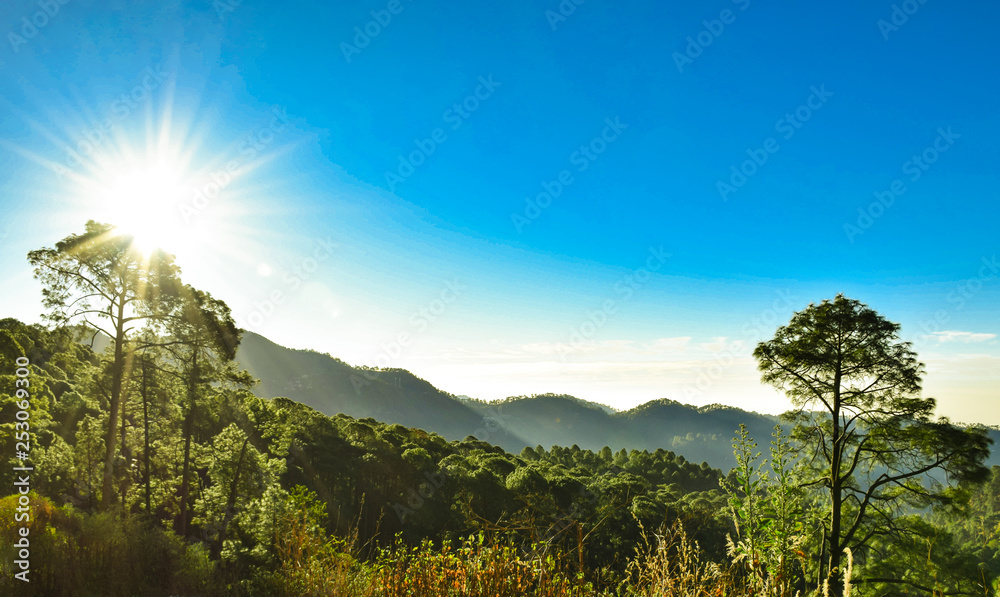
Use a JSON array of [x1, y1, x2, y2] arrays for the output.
[[4, 313, 999, 595], [237, 331, 1000, 471], [2, 224, 999, 596], [1, 316, 734, 594], [235, 331, 781, 469]]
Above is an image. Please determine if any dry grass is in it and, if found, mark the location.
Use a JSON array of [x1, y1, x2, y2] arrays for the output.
[[274, 498, 367, 597], [273, 499, 593, 597], [626, 520, 745, 597], [1, 493, 859, 597], [368, 536, 593, 597], [0, 493, 216, 597], [274, 514, 862, 597]]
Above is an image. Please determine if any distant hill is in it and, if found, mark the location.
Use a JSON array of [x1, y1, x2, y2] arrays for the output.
[[234, 332, 531, 450], [465, 395, 783, 468], [236, 332, 1000, 469], [73, 329, 998, 470], [234, 332, 782, 469]]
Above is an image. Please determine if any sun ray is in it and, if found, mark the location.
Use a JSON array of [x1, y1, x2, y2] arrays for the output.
[[5, 81, 308, 302]]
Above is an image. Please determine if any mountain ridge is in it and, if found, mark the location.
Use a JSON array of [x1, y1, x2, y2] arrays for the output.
[[234, 331, 783, 468]]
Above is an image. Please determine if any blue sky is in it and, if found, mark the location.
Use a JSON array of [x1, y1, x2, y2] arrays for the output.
[[0, 0, 997, 422]]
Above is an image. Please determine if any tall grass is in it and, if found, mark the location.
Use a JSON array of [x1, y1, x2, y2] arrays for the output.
[[274, 524, 594, 597], [273, 492, 367, 597], [0, 493, 216, 597], [272, 516, 773, 597], [626, 520, 737, 597], [2, 492, 857, 597], [370, 535, 593, 597]]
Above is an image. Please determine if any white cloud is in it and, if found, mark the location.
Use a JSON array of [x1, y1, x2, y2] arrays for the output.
[[700, 336, 742, 352], [645, 336, 692, 352], [922, 330, 997, 344], [440, 335, 738, 363], [518, 339, 636, 356], [516, 336, 695, 359]]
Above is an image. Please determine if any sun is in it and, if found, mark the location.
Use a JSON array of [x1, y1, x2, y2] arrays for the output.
[[44, 100, 281, 289], [92, 159, 198, 257]]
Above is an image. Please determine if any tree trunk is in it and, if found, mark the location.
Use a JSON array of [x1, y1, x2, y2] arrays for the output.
[[177, 352, 199, 537], [576, 521, 584, 574], [817, 526, 827, 593], [120, 352, 131, 509], [177, 406, 195, 536], [101, 299, 127, 510], [828, 369, 844, 596], [211, 437, 249, 560], [141, 358, 151, 516], [288, 443, 343, 535]]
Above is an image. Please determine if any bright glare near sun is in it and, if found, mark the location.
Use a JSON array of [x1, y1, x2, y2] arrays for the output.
[[96, 161, 198, 256], [40, 97, 293, 295]]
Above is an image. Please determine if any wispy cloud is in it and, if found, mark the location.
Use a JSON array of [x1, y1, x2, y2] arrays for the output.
[[922, 330, 997, 344], [699, 336, 739, 352], [516, 337, 692, 359], [647, 336, 692, 352], [437, 336, 732, 364], [518, 339, 637, 357]]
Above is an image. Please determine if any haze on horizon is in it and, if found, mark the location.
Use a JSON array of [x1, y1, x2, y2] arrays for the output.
[[0, 0, 997, 425]]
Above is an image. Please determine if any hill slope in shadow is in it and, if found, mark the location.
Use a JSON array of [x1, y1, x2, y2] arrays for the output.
[[235, 332, 782, 468]]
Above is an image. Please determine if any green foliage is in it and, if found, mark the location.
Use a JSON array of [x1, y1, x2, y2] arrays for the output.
[[506, 465, 549, 494], [0, 493, 216, 596], [754, 294, 992, 593], [371, 533, 595, 597], [2, 270, 996, 596], [235, 336, 785, 470], [721, 425, 805, 597], [29, 221, 185, 510], [0, 328, 25, 367]]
